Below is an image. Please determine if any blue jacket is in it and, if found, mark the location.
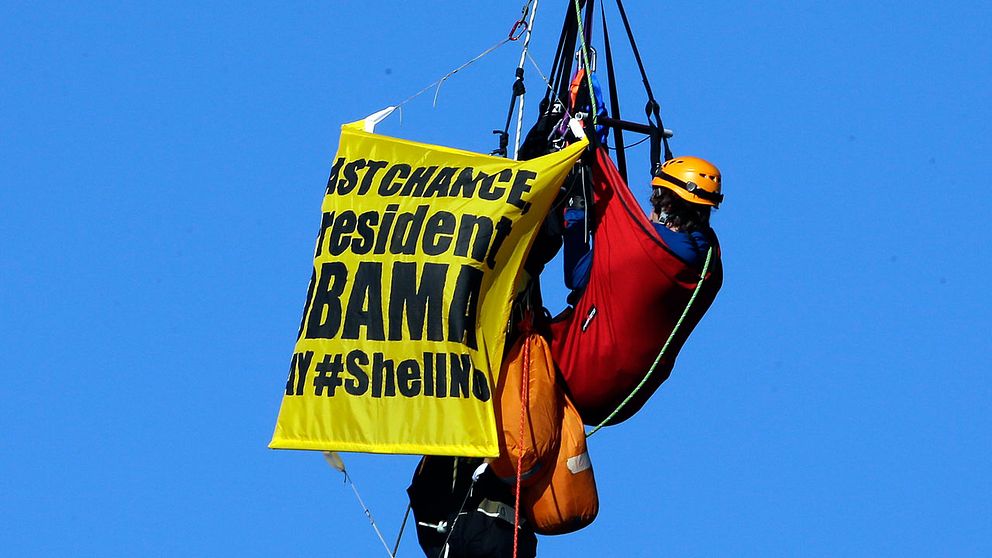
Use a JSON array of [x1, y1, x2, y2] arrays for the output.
[[563, 208, 711, 291]]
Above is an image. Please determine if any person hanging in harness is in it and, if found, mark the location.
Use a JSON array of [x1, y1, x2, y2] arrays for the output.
[[507, 0, 724, 429], [550, 150, 725, 426], [563, 156, 722, 295]]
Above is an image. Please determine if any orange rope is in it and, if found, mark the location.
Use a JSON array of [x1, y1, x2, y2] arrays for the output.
[[513, 333, 531, 558]]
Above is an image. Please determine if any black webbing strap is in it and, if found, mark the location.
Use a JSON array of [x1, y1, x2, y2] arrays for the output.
[[492, 66, 526, 157], [581, 0, 598, 137], [600, 3, 627, 183], [543, 0, 602, 120], [614, 0, 673, 170], [583, 0, 596, 47], [542, 2, 573, 110], [549, 1, 582, 114]]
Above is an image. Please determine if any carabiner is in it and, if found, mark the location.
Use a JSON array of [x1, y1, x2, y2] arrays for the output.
[[508, 19, 528, 41]]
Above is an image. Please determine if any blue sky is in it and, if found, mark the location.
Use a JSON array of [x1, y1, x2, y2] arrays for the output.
[[2, 1, 990, 556]]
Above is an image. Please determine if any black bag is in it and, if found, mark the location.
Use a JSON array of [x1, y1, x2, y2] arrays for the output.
[[408, 457, 537, 558]]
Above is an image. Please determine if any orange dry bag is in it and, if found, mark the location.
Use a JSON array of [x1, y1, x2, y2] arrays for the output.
[[521, 391, 599, 535], [490, 331, 562, 486]]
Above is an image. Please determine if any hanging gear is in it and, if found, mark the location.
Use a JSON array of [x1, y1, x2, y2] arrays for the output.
[[568, 68, 610, 145], [651, 156, 724, 208], [408, 458, 537, 558], [521, 388, 599, 535], [491, 325, 562, 487]]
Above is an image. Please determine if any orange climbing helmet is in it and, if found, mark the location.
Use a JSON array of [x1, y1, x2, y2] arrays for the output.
[[651, 156, 723, 208]]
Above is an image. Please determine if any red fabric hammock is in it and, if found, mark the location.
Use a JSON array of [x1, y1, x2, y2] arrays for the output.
[[550, 147, 723, 425]]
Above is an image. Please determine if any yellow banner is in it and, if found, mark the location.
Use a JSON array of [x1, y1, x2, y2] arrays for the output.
[[270, 120, 587, 456]]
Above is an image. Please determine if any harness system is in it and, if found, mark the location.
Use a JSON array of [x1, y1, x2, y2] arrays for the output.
[[501, 0, 722, 430], [326, 2, 724, 556]]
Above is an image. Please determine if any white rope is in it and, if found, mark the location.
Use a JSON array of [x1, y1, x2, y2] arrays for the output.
[[526, 52, 552, 93], [343, 471, 395, 558], [394, 37, 513, 110], [438, 461, 486, 556], [324, 452, 395, 557], [512, 0, 541, 159]]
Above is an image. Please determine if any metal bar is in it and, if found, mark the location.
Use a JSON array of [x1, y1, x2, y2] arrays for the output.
[[598, 116, 673, 138]]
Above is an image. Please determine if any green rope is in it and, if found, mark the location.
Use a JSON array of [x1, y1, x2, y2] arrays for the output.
[[586, 245, 714, 438], [572, 0, 598, 127]]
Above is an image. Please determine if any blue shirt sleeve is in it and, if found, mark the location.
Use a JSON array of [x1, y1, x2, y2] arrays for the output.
[[563, 208, 592, 290], [563, 210, 711, 299], [653, 223, 711, 267]]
